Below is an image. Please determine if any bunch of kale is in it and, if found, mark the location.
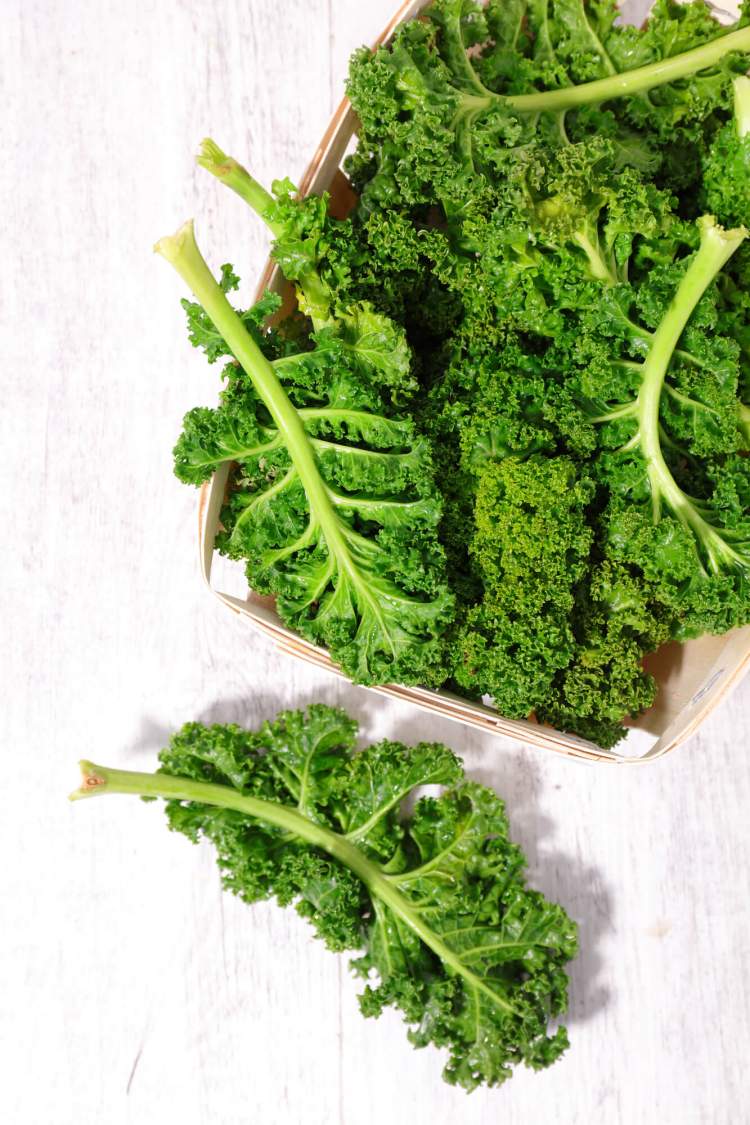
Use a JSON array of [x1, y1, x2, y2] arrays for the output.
[[167, 0, 750, 748], [329, 0, 750, 746]]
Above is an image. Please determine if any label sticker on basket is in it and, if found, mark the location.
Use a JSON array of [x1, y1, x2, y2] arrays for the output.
[[690, 668, 726, 706]]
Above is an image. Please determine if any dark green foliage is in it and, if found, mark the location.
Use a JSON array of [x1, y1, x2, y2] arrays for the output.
[[703, 124, 750, 228], [339, 0, 750, 745], [170, 168, 453, 688], [162, 1, 750, 746], [346, 0, 750, 220], [154, 705, 578, 1089], [536, 562, 670, 747], [454, 456, 594, 716], [174, 283, 454, 687], [703, 77, 750, 227]]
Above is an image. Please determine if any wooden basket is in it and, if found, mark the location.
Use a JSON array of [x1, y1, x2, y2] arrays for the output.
[[197, 0, 750, 764]]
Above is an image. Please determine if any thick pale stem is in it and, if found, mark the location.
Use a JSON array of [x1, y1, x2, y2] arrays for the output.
[[154, 221, 358, 581], [504, 25, 750, 113], [198, 138, 330, 327], [733, 75, 750, 138], [637, 216, 747, 563], [739, 400, 750, 445], [198, 138, 282, 235], [71, 762, 517, 1016], [71, 761, 351, 846], [572, 230, 617, 285]]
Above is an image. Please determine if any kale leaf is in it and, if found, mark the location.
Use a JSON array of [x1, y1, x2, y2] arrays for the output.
[[72, 704, 578, 1090], [703, 74, 750, 228], [342, 0, 750, 744], [454, 455, 594, 717], [157, 156, 453, 687]]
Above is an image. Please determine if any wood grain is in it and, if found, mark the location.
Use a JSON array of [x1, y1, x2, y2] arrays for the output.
[[1, 2, 749, 1123]]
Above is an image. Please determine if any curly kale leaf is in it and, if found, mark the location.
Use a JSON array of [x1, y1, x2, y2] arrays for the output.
[[453, 455, 594, 717], [703, 75, 750, 228], [180, 272, 288, 364], [160, 221, 452, 688], [346, 0, 750, 222], [586, 219, 750, 611], [447, 133, 682, 333], [535, 561, 670, 748], [73, 705, 578, 1091], [459, 187, 750, 623], [197, 139, 420, 408]]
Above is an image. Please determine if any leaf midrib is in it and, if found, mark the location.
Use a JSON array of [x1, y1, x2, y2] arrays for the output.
[[79, 764, 519, 1018]]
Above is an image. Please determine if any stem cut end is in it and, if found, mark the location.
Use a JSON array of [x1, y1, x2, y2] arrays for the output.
[[697, 213, 748, 256], [153, 219, 197, 264], [197, 138, 237, 181], [69, 760, 109, 801], [153, 219, 217, 300], [196, 137, 280, 234]]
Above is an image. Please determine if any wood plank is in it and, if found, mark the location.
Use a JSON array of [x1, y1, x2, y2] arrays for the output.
[[1, 2, 749, 1123]]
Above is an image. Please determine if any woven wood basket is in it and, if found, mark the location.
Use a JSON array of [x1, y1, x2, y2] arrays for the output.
[[198, 0, 750, 764]]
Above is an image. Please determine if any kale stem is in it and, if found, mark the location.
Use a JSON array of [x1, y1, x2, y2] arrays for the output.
[[572, 230, 616, 285], [739, 400, 750, 444], [637, 216, 747, 567], [506, 26, 750, 113], [71, 761, 518, 1017], [153, 221, 361, 585], [198, 138, 331, 327], [197, 139, 282, 235], [733, 74, 750, 138]]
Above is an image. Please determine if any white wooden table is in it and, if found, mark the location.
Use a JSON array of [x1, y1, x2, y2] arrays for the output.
[[3, 2, 749, 1122]]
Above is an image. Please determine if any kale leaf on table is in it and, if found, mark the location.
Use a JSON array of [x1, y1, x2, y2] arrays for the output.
[[72, 704, 578, 1090]]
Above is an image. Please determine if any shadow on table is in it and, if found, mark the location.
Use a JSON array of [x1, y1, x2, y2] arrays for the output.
[[124, 688, 343, 757]]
